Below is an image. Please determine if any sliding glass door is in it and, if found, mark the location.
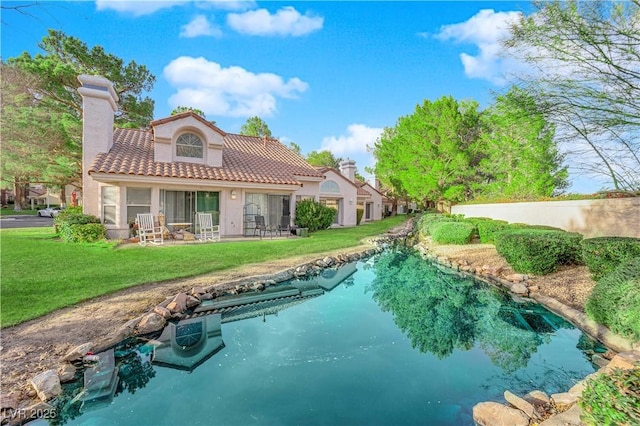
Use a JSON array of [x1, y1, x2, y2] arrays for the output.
[[161, 190, 220, 228]]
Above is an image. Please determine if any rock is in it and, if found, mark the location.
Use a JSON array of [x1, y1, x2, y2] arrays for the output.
[[166, 293, 188, 313], [30, 370, 61, 401], [265, 279, 277, 286], [505, 273, 526, 282], [315, 260, 328, 268], [190, 286, 206, 296], [251, 282, 265, 291], [61, 342, 94, 362], [524, 390, 551, 406], [323, 256, 335, 266], [57, 363, 77, 383], [472, 401, 529, 426], [551, 392, 577, 411], [539, 404, 583, 425], [511, 283, 528, 296], [199, 292, 213, 300], [602, 350, 640, 373], [528, 285, 540, 292], [136, 312, 166, 335], [186, 295, 201, 308], [153, 306, 172, 319], [591, 353, 609, 369], [504, 390, 535, 419]]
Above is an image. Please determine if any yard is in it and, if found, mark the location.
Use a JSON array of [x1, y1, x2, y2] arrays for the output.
[[0, 215, 407, 327]]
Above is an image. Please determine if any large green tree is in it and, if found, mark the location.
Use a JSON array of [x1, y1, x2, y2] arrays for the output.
[[476, 87, 568, 199], [0, 63, 77, 209], [306, 150, 343, 169], [240, 116, 272, 138], [5, 30, 155, 198], [504, 0, 640, 190], [371, 96, 481, 204]]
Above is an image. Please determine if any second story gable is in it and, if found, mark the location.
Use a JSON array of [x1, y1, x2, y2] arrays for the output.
[[151, 112, 226, 167]]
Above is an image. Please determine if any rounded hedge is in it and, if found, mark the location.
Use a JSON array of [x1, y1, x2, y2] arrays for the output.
[[585, 257, 640, 342], [581, 237, 640, 280], [430, 222, 475, 245], [294, 199, 336, 232], [495, 229, 583, 275]]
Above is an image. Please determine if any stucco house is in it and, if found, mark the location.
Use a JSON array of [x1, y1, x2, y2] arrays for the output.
[[78, 74, 382, 239]]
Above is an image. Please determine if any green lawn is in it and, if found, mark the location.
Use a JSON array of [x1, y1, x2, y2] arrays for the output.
[[0, 216, 407, 327]]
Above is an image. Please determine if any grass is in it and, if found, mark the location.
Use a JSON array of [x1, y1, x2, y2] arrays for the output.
[[0, 208, 40, 216], [0, 215, 407, 327]]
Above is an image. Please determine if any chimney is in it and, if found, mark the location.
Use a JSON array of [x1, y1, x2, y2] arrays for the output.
[[339, 159, 356, 182], [78, 75, 119, 217]]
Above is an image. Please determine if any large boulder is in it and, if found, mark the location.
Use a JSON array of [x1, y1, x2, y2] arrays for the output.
[[61, 342, 93, 362], [30, 370, 61, 401], [472, 401, 529, 426], [166, 293, 188, 313], [504, 390, 535, 419], [136, 312, 166, 335]]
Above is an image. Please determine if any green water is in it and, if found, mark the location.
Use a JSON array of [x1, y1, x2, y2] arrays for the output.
[[57, 249, 604, 425]]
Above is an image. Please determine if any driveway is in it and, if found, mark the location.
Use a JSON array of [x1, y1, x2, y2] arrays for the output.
[[0, 215, 53, 229]]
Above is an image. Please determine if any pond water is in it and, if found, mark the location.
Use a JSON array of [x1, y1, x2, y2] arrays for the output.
[[56, 249, 605, 425]]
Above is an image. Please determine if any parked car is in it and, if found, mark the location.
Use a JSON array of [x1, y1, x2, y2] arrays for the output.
[[37, 206, 63, 218]]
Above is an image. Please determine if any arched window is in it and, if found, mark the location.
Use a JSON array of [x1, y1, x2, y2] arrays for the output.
[[176, 133, 204, 158], [320, 180, 340, 193]]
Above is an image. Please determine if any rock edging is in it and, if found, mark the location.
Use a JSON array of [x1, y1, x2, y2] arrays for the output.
[[3, 221, 415, 425]]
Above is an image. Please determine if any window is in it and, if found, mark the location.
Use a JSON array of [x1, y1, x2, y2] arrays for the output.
[[176, 133, 204, 158], [320, 180, 340, 193], [126, 187, 151, 223], [102, 186, 117, 225]]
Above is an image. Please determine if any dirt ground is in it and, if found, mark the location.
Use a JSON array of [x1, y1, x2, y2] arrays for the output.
[[0, 229, 596, 411]]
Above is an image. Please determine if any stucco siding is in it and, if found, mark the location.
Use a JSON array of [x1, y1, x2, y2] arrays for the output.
[[451, 198, 640, 238]]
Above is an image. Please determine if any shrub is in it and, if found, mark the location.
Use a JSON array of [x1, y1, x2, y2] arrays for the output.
[[294, 199, 336, 232], [417, 213, 451, 237], [585, 257, 640, 341], [356, 208, 364, 225], [581, 237, 640, 280], [55, 212, 105, 242], [495, 229, 583, 275], [475, 219, 509, 244], [579, 368, 640, 425], [430, 222, 475, 245]]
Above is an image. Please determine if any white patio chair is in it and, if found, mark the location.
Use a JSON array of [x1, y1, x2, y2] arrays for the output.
[[137, 213, 164, 246], [196, 212, 220, 242]]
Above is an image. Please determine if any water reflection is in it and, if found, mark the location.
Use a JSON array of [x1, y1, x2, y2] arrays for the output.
[[367, 249, 569, 372], [53, 251, 605, 425]]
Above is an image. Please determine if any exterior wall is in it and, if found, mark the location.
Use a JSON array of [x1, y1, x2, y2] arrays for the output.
[[362, 183, 383, 221], [451, 197, 640, 238], [78, 75, 118, 219], [318, 170, 357, 226], [152, 116, 224, 167]]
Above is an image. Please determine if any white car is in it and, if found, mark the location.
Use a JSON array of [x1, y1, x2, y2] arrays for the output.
[[37, 207, 63, 218]]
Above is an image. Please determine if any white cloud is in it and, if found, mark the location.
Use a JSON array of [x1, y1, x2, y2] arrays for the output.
[[95, 0, 187, 16], [95, 0, 252, 16], [180, 15, 222, 38], [195, 0, 256, 11], [164, 56, 308, 117], [227, 6, 323, 36], [321, 124, 383, 156], [435, 9, 522, 85]]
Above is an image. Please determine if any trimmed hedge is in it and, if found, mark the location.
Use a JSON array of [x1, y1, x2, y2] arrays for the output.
[[417, 213, 453, 237], [475, 219, 509, 244], [581, 237, 640, 280], [585, 257, 640, 341], [495, 229, 583, 275], [294, 199, 336, 232], [54, 212, 106, 243], [430, 222, 475, 245]]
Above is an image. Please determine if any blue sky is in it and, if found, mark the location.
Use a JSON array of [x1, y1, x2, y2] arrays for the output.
[[2, 0, 602, 192]]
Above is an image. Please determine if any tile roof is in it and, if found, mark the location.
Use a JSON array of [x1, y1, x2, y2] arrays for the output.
[[89, 128, 324, 185]]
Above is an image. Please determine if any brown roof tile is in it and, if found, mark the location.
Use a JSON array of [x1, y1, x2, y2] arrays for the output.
[[89, 128, 323, 185]]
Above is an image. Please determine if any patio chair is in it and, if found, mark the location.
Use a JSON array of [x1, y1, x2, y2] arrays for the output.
[[196, 212, 220, 242], [277, 215, 292, 237], [137, 213, 164, 246], [253, 215, 267, 238]]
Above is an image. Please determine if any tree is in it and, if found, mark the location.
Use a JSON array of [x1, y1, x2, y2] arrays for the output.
[[240, 116, 272, 138], [6, 30, 156, 196], [371, 96, 481, 205], [504, 0, 640, 190], [306, 150, 343, 169], [0, 63, 75, 209], [477, 87, 569, 199], [288, 142, 302, 156], [171, 106, 206, 118]]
